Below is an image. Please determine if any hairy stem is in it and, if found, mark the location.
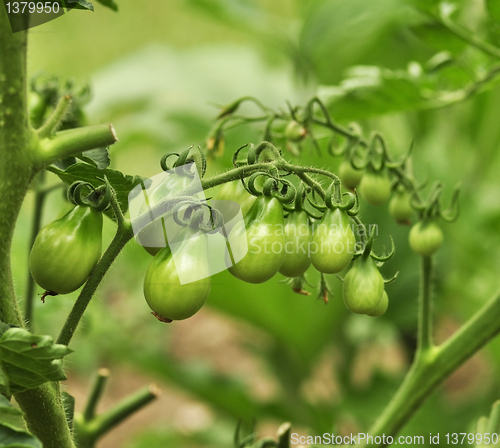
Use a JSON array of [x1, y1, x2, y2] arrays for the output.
[[37, 94, 72, 137], [15, 384, 77, 448], [1, 8, 95, 446]]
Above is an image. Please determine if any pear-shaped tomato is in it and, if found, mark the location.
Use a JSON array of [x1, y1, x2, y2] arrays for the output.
[[310, 208, 356, 274], [343, 255, 384, 314], [389, 185, 413, 223], [215, 180, 256, 217], [228, 195, 285, 284], [359, 169, 392, 206], [279, 210, 311, 278], [143, 228, 211, 321], [29, 206, 103, 294], [369, 290, 389, 317], [137, 172, 193, 256], [339, 160, 363, 190], [409, 219, 443, 256]]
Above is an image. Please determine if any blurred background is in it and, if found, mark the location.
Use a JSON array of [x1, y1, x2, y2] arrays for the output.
[[11, 0, 500, 446]]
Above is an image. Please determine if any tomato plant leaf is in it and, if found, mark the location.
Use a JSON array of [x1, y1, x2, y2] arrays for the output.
[[0, 328, 73, 396], [0, 396, 23, 417], [78, 147, 111, 170], [65, 0, 95, 11], [96, 0, 118, 11], [0, 422, 42, 448], [47, 162, 146, 218], [0, 424, 42, 448], [318, 65, 428, 120], [485, 0, 500, 23]]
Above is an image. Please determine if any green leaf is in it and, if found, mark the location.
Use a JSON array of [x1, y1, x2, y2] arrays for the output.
[[486, 0, 500, 23], [78, 147, 111, 170], [47, 162, 146, 218], [405, 0, 440, 15], [66, 0, 94, 11], [0, 328, 72, 395], [0, 396, 22, 417], [0, 423, 42, 448], [96, 0, 118, 11], [318, 65, 428, 120], [411, 20, 467, 55]]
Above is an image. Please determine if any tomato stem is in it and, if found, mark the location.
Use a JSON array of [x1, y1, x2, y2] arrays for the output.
[[417, 255, 434, 353], [36, 94, 72, 138], [82, 368, 110, 422]]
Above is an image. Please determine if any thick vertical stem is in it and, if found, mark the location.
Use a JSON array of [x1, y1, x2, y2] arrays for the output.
[[15, 384, 77, 448], [0, 3, 33, 327], [1, 7, 75, 448]]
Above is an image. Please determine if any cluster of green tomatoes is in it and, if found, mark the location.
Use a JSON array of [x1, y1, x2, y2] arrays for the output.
[[135, 166, 399, 323], [28, 148, 448, 325]]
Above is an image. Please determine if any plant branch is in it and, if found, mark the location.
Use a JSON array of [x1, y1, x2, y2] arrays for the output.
[[15, 384, 77, 448], [417, 256, 434, 354], [439, 15, 500, 59], [75, 384, 160, 448], [83, 368, 110, 422], [37, 95, 72, 137], [56, 221, 133, 346], [37, 123, 118, 167], [368, 286, 500, 445]]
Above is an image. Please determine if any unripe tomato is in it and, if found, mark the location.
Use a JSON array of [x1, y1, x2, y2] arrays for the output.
[[389, 185, 413, 223], [29, 206, 103, 294], [338, 160, 363, 190], [137, 172, 193, 256], [343, 256, 384, 314], [215, 180, 256, 217], [310, 208, 356, 274], [359, 170, 392, 206], [143, 228, 211, 321], [368, 290, 388, 317], [284, 121, 306, 142], [279, 210, 311, 278], [409, 219, 443, 256], [228, 195, 285, 284]]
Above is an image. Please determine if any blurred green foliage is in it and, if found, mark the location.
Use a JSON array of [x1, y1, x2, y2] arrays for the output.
[[12, 0, 500, 446]]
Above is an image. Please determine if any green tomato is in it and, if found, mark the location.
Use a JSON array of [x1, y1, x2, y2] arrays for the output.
[[279, 210, 311, 278], [389, 185, 413, 223], [368, 291, 389, 317], [228, 195, 285, 284], [343, 255, 384, 314], [409, 219, 443, 256], [137, 172, 193, 256], [359, 170, 392, 206], [310, 208, 356, 274], [29, 206, 103, 294], [339, 159, 363, 190], [143, 228, 210, 321], [284, 120, 306, 142], [215, 180, 256, 217]]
